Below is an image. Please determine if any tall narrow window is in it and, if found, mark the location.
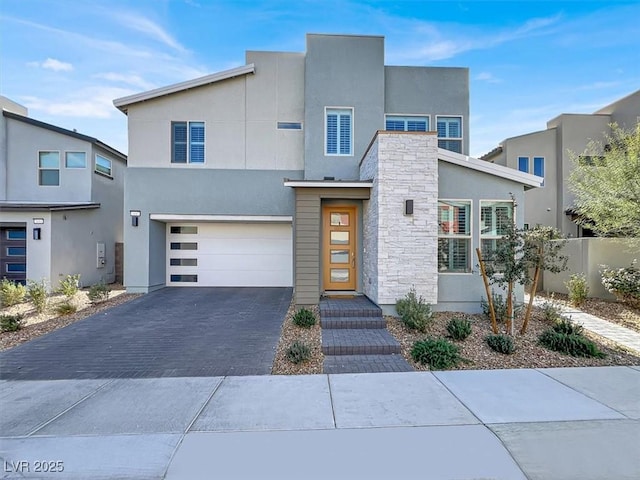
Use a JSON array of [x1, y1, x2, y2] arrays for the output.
[[437, 116, 462, 153], [480, 201, 514, 255], [172, 121, 205, 164], [533, 157, 545, 185], [385, 116, 429, 132], [518, 156, 529, 173], [38, 151, 60, 186], [326, 108, 352, 155], [438, 200, 471, 273]]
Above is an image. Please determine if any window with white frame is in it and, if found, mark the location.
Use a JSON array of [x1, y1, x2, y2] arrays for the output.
[[533, 156, 544, 184], [65, 152, 86, 168], [95, 155, 112, 177], [438, 200, 472, 273], [326, 108, 352, 155], [38, 151, 60, 186], [385, 115, 429, 132], [172, 121, 205, 163], [480, 200, 514, 254], [518, 156, 529, 173], [436, 116, 462, 153]]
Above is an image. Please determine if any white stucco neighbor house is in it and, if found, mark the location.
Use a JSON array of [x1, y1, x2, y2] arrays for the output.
[[113, 33, 542, 313], [0, 96, 127, 288]]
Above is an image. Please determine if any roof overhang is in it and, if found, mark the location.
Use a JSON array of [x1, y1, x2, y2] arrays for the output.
[[0, 202, 101, 211], [113, 64, 256, 113], [149, 214, 292, 223], [284, 180, 373, 188]]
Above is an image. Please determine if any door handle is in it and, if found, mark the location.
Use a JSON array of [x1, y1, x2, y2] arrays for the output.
[[351, 251, 355, 268]]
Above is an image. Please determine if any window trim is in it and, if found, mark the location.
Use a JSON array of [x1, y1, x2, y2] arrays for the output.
[[95, 154, 113, 178], [325, 107, 353, 157], [436, 115, 463, 154], [437, 199, 473, 275], [65, 151, 87, 169], [171, 121, 206, 165], [384, 114, 431, 132], [38, 150, 60, 187]]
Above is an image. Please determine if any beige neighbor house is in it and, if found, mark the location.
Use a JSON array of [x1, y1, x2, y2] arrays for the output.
[[0, 96, 127, 288], [114, 33, 542, 313], [481, 89, 640, 237]]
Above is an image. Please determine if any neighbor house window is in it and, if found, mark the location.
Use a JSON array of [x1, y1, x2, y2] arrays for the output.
[[480, 200, 514, 254], [518, 156, 529, 173], [277, 122, 302, 130], [95, 155, 112, 177], [385, 115, 429, 132], [438, 200, 471, 273], [65, 152, 86, 168], [326, 108, 352, 155], [172, 121, 205, 163], [437, 116, 462, 153], [533, 156, 544, 185], [38, 151, 60, 186]]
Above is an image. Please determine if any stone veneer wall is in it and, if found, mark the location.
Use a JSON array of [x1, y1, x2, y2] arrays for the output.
[[360, 132, 438, 306]]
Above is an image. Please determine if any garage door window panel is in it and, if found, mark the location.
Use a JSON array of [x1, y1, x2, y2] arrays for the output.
[[170, 242, 198, 250]]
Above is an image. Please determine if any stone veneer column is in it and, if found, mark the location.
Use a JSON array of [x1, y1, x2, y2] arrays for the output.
[[361, 132, 438, 305]]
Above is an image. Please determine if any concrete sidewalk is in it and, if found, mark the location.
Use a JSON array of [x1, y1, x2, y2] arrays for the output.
[[1, 367, 639, 479]]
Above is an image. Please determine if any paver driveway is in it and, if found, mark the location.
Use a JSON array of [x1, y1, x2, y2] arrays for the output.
[[0, 287, 292, 380]]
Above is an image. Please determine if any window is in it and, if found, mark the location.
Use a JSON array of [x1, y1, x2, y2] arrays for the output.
[[170, 226, 198, 234], [95, 155, 112, 176], [480, 201, 514, 254], [533, 157, 544, 185], [38, 151, 60, 186], [6, 229, 26, 240], [6, 263, 26, 273], [436, 116, 462, 153], [326, 108, 352, 155], [170, 274, 198, 282], [170, 242, 197, 250], [7, 247, 26, 256], [385, 115, 429, 132], [170, 258, 197, 266], [65, 152, 86, 168], [438, 200, 471, 273], [277, 122, 302, 130], [172, 121, 205, 163], [518, 156, 529, 173]]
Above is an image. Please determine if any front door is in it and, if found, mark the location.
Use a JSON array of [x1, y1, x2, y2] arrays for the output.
[[322, 206, 357, 291]]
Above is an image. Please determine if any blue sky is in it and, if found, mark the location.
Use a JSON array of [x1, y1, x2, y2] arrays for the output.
[[2, 0, 639, 157]]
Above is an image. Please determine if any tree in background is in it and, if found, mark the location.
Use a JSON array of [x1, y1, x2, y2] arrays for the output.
[[569, 123, 640, 237]]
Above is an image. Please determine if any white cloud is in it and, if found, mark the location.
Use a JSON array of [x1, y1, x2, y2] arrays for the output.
[[111, 12, 187, 53], [94, 72, 156, 91], [27, 57, 73, 71], [475, 72, 502, 84]]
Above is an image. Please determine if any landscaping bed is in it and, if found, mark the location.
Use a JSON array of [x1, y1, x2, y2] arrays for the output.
[[272, 302, 323, 375]]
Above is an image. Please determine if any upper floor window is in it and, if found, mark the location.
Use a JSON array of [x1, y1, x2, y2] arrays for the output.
[[326, 108, 352, 156], [385, 115, 429, 132], [277, 122, 302, 130], [437, 116, 462, 153], [95, 155, 112, 177], [38, 151, 60, 186], [172, 121, 205, 164], [438, 200, 472, 273], [65, 152, 87, 168], [533, 156, 544, 180], [518, 156, 529, 173]]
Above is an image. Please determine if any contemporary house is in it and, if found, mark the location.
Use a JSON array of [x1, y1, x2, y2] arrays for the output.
[[481, 90, 640, 237], [114, 33, 541, 313], [0, 96, 126, 288]]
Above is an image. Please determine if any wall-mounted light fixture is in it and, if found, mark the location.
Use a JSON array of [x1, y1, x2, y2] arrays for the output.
[[33, 218, 45, 224], [33, 228, 41, 240], [130, 210, 141, 227], [404, 199, 414, 216]]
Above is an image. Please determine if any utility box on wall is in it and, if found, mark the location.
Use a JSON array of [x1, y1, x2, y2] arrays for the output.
[[97, 242, 106, 268]]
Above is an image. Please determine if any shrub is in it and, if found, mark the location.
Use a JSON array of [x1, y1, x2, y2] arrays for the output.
[[550, 317, 583, 336], [485, 334, 516, 354], [481, 291, 523, 324], [27, 279, 48, 314], [0, 279, 26, 307], [55, 302, 77, 315], [447, 318, 472, 341], [1, 313, 25, 332], [601, 261, 640, 309], [411, 338, 462, 370], [566, 273, 589, 307], [396, 287, 433, 333], [88, 282, 111, 304], [57, 274, 81, 300], [539, 297, 563, 322], [539, 328, 605, 358], [285, 340, 311, 364], [292, 308, 316, 328]]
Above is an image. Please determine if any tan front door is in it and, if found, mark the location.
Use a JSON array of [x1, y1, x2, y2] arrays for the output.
[[322, 206, 357, 291]]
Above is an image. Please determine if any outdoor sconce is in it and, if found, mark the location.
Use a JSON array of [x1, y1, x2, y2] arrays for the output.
[[404, 199, 414, 216], [130, 210, 141, 227], [33, 228, 41, 240]]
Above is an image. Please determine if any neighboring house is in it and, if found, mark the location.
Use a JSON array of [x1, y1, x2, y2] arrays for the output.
[[114, 33, 540, 313], [0, 96, 127, 288], [481, 90, 640, 237]]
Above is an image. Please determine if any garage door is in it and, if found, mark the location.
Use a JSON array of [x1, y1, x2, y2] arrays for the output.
[[167, 223, 293, 287]]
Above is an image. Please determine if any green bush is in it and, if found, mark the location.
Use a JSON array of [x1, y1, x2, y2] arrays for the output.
[[566, 273, 589, 307], [396, 287, 433, 333], [57, 274, 81, 300], [539, 330, 605, 358], [1, 313, 25, 332], [27, 279, 48, 314], [411, 338, 462, 370], [88, 282, 110, 304], [551, 317, 583, 336], [485, 334, 516, 354], [481, 290, 523, 323], [285, 340, 311, 364], [446, 318, 472, 341], [292, 308, 316, 328], [539, 298, 563, 322], [55, 302, 77, 315], [0, 279, 27, 307], [601, 261, 640, 309]]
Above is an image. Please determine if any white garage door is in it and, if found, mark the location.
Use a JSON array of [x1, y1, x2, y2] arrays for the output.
[[167, 223, 293, 287]]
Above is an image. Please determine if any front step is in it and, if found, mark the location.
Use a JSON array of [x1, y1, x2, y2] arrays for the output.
[[322, 329, 401, 355], [320, 297, 382, 318], [321, 316, 386, 329], [323, 354, 413, 374]]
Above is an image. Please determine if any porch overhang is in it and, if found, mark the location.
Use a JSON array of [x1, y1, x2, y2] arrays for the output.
[[284, 179, 373, 189]]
